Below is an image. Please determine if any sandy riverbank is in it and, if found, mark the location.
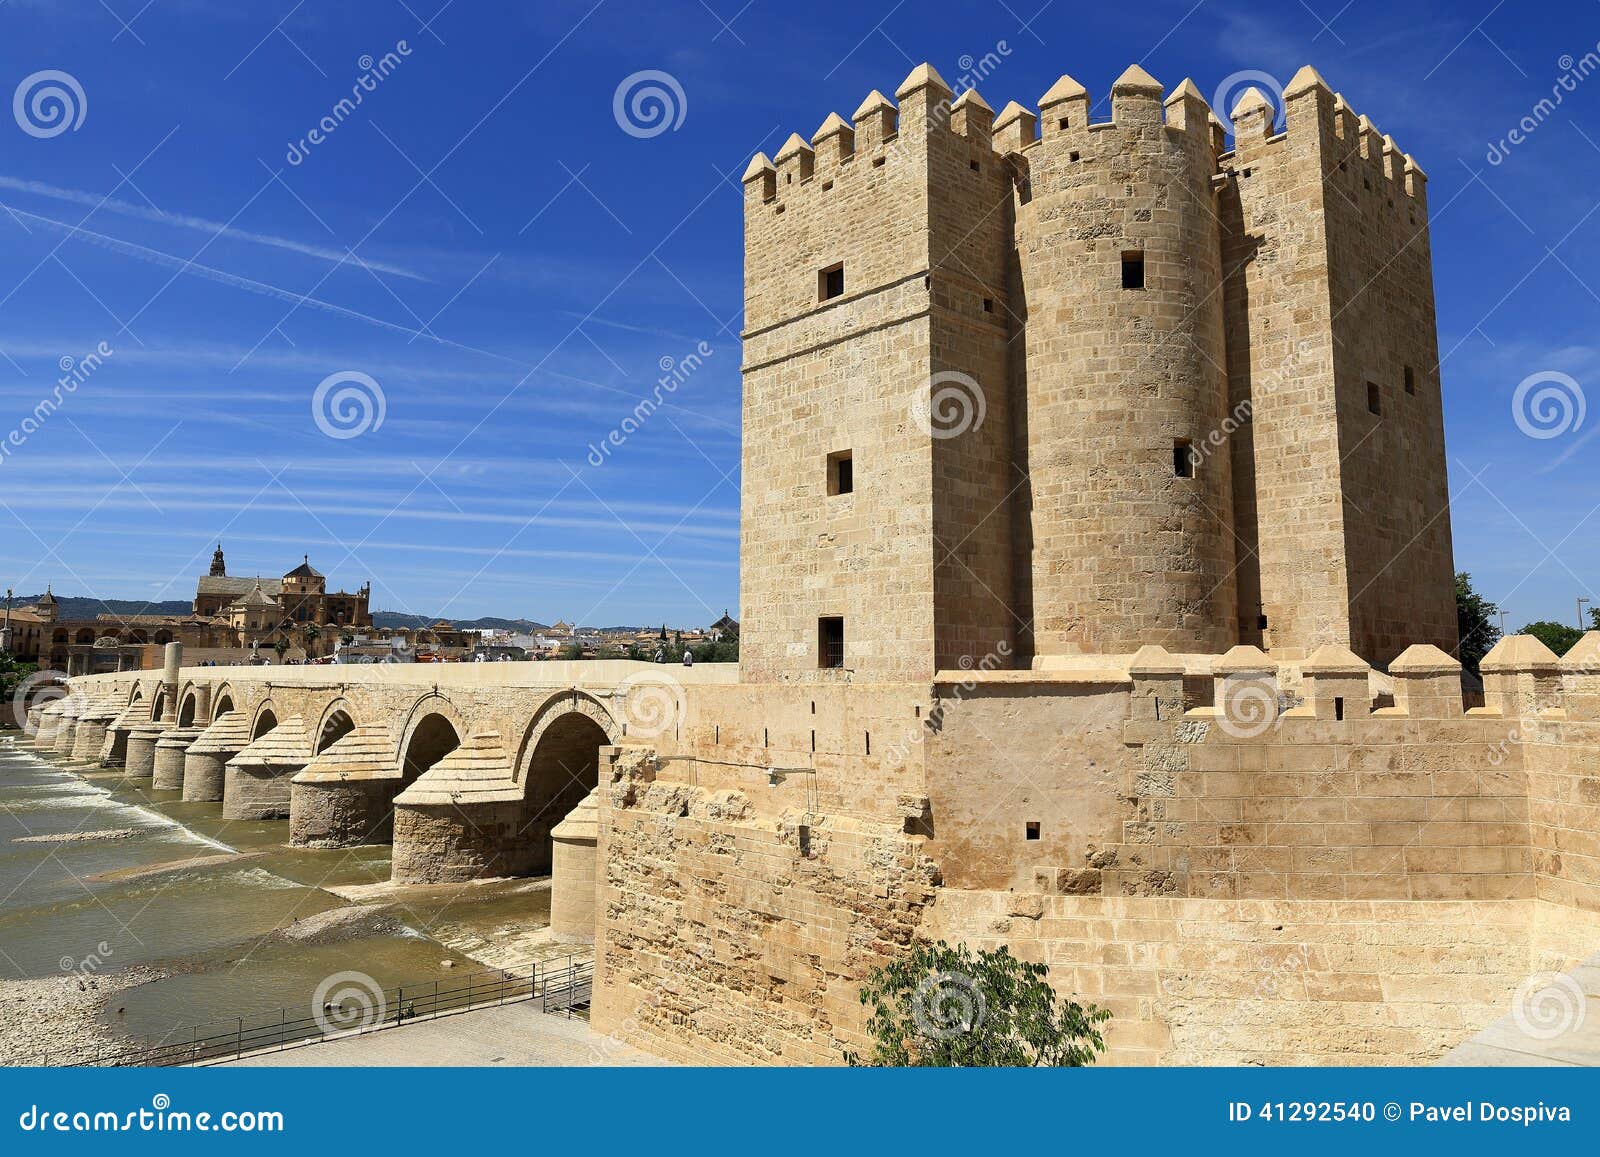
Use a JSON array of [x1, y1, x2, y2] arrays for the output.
[[0, 967, 168, 1066]]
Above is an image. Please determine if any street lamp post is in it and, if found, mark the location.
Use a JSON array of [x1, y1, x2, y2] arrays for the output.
[[1581, 597, 1592, 632]]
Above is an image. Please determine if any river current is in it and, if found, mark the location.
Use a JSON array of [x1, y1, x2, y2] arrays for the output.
[[0, 737, 556, 1058]]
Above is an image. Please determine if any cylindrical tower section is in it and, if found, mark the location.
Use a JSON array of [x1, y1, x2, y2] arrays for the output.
[[1013, 67, 1236, 656]]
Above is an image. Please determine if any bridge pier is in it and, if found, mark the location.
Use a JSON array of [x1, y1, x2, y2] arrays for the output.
[[51, 694, 85, 757], [223, 714, 311, 820], [289, 723, 403, 847], [70, 695, 118, 762], [183, 711, 250, 801], [152, 728, 204, 790], [390, 730, 532, 883], [100, 698, 144, 767], [550, 789, 600, 941], [123, 720, 167, 778]]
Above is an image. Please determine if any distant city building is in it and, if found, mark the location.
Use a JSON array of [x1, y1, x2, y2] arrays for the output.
[[6, 548, 373, 672]]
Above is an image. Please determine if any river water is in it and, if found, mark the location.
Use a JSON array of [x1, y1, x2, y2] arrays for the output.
[[0, 737, 558, 1060]]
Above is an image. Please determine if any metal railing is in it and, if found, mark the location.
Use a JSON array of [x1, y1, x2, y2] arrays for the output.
[[10, 957, 593, 1068]]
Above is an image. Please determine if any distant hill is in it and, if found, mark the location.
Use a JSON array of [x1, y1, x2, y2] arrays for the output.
[[370, 611, 550, 632], [8, 592, 635, 634], [9, 593, 193, 620]]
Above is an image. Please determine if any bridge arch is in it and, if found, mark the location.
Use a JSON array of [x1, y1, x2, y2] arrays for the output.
[[177, 683, 201, 727], [396, 693, 465, 788], [250, 700, 278, 740], [311, 698, 357, 755], [212, 684, 236, 719], [512, 691, 619, 876]]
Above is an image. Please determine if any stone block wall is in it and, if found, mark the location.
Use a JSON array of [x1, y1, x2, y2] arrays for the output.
[[392, 802, 535, 883], [924, 892, 1600, 1065], [1108, 707, 1532, 901], [289, 779, 397, 847], [592, 747, 938, 1064]]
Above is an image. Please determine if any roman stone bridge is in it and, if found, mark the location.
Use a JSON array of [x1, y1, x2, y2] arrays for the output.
[[28, 645, 736, 935], [24, 635, 1600, 1066]]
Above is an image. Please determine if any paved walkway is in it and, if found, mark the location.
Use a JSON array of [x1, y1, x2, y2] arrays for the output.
[[1440, 951, 1600, 1066], [218, 1003, 662, 1067]]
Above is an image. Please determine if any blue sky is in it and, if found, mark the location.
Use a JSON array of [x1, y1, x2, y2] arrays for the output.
[[0, 0, 1594, 630]]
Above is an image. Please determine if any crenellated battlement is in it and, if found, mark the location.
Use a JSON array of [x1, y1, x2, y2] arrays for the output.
[[744, 62, 1427, 235], [739, 59, 1456, 683]]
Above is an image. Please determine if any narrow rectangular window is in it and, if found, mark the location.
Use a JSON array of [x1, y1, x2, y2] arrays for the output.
[[819, 263, 844, 301], [818, 617, 844, 669], [1173, 439, 1194, 478], [827, 450, 853, 496], [1367, 382, 1382, 415], [1058, 117, 1070, 131], [1025, 821, 1041, 841], [1121, 251, 1145, 289], [1404, 365, 1416, 394]]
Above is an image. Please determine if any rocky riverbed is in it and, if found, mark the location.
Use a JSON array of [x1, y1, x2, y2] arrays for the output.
[[0, 967, 169, 1065]]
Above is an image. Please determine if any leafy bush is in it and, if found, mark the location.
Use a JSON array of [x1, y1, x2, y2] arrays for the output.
[[846, 940, 1109, 1067]]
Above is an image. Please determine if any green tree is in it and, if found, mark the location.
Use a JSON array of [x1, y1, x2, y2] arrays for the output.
[[1520, 620, 1585, 657], [560, 642, 584, 661], [1, 655, 40, 721], [846, 940, 1109, 1067], [1455, 572, 1501, 674], [1591, 606, 1599, 632]]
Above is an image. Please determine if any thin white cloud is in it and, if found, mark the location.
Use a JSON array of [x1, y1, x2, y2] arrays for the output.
[[7, 491, 741, 539], [0, 205, 517, 363], [0, 173, 425, 280]]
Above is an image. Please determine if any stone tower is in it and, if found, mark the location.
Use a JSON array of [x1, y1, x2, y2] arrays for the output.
[[210, 543, 226, 577], [738, 63, 1456, 681]]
